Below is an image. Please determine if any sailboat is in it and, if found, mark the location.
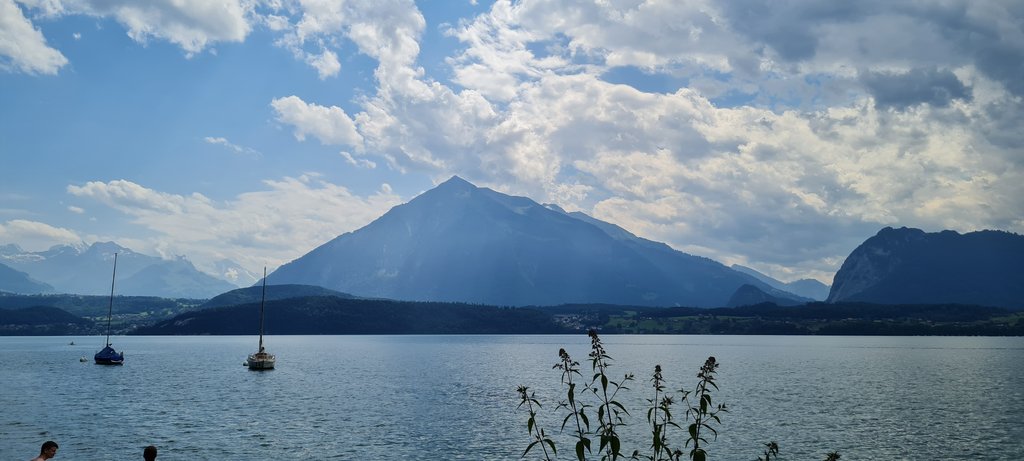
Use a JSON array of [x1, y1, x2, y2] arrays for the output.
[[95, 252, 125, 365], [246, 267, 275, 370]]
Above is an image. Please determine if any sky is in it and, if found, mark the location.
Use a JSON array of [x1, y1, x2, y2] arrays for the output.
[[1, 0, 1022, 286]]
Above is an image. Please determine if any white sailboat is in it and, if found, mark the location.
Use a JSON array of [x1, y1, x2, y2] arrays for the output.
[[246, 267, 275, 370]]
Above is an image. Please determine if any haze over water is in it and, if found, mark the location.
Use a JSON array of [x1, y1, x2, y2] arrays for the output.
[[2, 335, 1021, 460]]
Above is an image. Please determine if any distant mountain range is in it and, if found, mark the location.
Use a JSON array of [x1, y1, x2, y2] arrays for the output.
[[0, 242, 238, 298], [730, 265, 830, 301], [827, 227, 1024, 309], [4, 181, 1020, 311], [268, 176, 803, 307]]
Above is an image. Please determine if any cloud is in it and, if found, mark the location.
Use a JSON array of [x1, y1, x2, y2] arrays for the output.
[[860, 67, 970, 109], [271, 95, 363, 147], [340, 151, 375, 169], [267, 0, 425, 79], [65, 176, 403, 274], [0, 0, 68, 74], [204, 136, 262, 157], [306, 47, 340, 79], [2, 0, 252, 70], [0, 219, 82, 251], [69, 0, 252, 57]]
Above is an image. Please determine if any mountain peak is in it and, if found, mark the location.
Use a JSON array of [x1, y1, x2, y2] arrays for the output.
[[270, 177, 783, 307], [437, 175, 475, 190]]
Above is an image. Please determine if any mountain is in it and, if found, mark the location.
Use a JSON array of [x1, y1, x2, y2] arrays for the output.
[[727, 284, 805, 307], [0, 305, 94, 335], [133, 297, 570, 335], [0, 262, 54, 294], [731, 264, 830, 300], [119, 257, 239, 298], [212, 259, 261, 287], [269, 176, 800, 307], [827, 227, 1024, 309], [201, 284, 356, 309], [0, 242, 239, 298]]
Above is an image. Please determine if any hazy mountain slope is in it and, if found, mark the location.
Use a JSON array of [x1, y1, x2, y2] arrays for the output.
[[727, 284, 805, 307], [119, 258, 239, 298], [0, 262, 54, 294], [731, 264, 830, 300], [0, 242, 239, 298], [827, 227, 1024, 309], [270, 176, 785, 307]]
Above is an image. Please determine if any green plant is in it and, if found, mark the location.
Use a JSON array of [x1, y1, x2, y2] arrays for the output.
[[680, 356, 726, 461], [555, 348, 592, 460], [519, 331, 840, 461], [518, 384, 556, 460], [646, 364, 681, 461], [757, 441, 779, 461], [587, 329, 634, 460]]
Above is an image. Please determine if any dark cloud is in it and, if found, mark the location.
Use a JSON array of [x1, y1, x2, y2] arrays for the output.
[[859, 67, 970, 109], [917, 2, 1024, 96], [720, 0, 878, 61], [719, 1, 1023, 99], [973, 42, 1024, 97]]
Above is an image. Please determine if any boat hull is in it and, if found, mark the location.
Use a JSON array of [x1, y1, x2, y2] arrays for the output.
[[95, 345, 124, 365], [247, 352, 275, 370]]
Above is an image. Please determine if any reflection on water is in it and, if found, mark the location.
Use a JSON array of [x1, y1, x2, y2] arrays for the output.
[[0, 335, 1021, 460]]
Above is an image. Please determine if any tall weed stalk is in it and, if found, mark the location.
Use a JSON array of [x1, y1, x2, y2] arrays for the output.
[[587, 329, 634, 460]]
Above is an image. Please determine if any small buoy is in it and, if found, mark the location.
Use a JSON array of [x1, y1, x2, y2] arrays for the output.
[[79, 356, 87, 362]]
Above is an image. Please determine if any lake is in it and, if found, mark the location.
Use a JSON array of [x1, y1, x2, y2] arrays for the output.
[[1, 334, 1021, 460]]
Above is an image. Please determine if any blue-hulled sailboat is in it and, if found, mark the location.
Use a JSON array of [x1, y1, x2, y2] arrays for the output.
[[95, 252, 124, 365]]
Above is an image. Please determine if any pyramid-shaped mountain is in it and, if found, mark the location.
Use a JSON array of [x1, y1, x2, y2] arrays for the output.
[[270, 176, 783, 307]]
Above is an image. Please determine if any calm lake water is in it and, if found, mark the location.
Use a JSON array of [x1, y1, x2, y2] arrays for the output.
[[1, 334, 1021, 460]]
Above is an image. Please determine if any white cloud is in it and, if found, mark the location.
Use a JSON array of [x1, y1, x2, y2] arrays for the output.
[[340, 151, 375, 169], [306, 47, 340, 79], [5, 0, 253, 66], [65, 176, 403, 275], [0, 219, 82, 251], [204, 135, 261, 157], [267, 0, 425, 80], [72, 0, 252, 57], [0, 0, 68, 74], [271, 95, 363, 147]]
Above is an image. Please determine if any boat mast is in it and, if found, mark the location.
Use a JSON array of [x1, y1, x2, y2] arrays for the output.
[[258, 266, 267, 352], [105, 252, 118, 347]]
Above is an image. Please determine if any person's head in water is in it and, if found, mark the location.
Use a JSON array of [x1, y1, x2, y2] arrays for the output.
[[143, 445, 157, 461], [36, 441, 59, 460]]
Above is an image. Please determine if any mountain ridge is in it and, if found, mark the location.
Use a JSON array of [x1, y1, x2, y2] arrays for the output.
[[0, 242, 240, 298], [827, 227, 1024, 309], [269, 176, 804, 307]]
